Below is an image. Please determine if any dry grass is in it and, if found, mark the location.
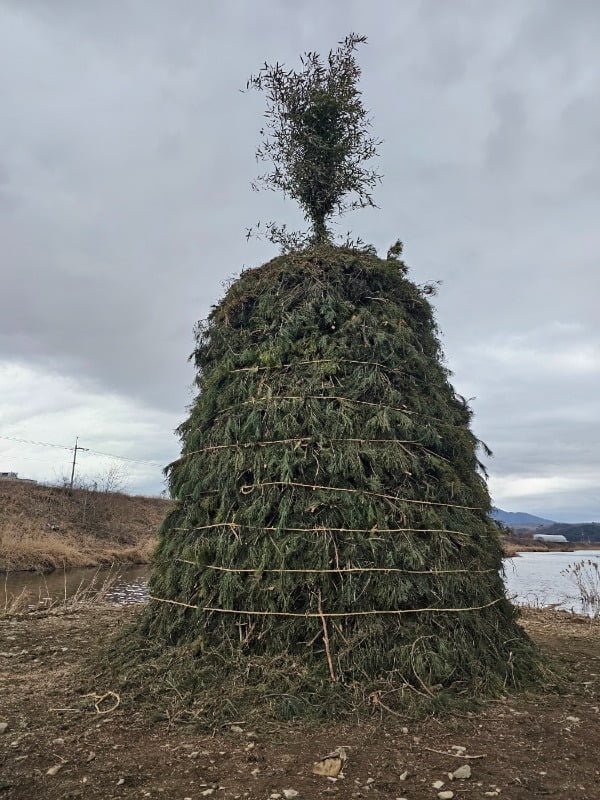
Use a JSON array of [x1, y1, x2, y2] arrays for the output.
[[0, 481, 171, 572], [1, 567, 123, 616]]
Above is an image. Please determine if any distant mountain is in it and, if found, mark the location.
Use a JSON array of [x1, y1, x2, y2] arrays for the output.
[[491, 508, 556, 527]]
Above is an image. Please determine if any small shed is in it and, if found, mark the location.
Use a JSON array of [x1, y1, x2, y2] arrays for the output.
[[533, 533, 568, 543]]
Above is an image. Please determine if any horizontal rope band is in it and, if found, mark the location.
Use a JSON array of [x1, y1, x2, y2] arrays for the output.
[[149, 596, 502, 617], [232, 358, 406, 376], [239, 481, 481, 511], [176, 558, 494, 575], [176, 437, 449, 464], [173, 522, 469, 536], [215, 394, 415, 420]]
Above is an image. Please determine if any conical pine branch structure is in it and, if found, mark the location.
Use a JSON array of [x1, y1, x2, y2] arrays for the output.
[[134, 246, 543, 720]]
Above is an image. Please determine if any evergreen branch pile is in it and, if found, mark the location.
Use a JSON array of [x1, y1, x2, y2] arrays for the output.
[[111, 37, 548, 725], [125, 246, 544, 722]]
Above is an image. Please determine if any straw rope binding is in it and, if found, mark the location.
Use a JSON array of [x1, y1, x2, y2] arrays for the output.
[[173, 522, 470, 536], [176, 558, 495, 575], [177, 436, 449, 462], [239, 481, 482, 511], [148, 595, 503, 617], [231, 357, 406, 375]]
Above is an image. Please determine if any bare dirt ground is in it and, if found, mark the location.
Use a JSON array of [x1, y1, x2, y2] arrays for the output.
[[1, 606, 599, 800]]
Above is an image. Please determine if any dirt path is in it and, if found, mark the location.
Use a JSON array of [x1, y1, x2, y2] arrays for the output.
[[1, 606, 599, 800]]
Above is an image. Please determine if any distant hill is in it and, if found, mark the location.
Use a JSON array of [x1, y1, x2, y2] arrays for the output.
[[491, 508, 556, 527]]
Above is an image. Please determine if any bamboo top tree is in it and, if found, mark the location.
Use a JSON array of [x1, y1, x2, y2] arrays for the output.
[[247, 34, 381, 247], [116, 34, 546, 725]]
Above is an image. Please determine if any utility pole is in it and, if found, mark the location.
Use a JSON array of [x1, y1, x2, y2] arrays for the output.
[[69, 436, 89, 489]]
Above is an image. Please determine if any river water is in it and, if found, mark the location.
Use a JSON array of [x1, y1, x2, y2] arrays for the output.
[[2, 551, 600, 616]]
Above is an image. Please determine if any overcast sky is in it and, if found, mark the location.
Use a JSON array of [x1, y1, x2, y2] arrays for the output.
[[1, 1, 598, 521]]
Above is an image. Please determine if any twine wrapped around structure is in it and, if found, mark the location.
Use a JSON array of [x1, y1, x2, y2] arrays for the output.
[[149, 595, 503, 617], [238, 480, 482, 510], [175, 559, 495, 575]]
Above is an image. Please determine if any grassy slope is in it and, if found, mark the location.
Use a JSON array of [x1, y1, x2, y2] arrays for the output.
[[0, 481, 171, 571]]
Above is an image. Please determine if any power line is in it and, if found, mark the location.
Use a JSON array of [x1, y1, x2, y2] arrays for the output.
[[0, 434, 164, 467], [85, 448, 162, 466], [0, 434, 70, 451]]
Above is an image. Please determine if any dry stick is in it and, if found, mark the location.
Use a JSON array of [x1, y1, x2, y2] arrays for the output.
[[317, 591, 336, 682], [176, 559, 494, 576], [148, 596, 502, 617], [48, 707, 83, 714], [368, 691, 403, 717], [240, 481, 481, 511], [423, 746, 487, 759], [173, 523, 469, 536]]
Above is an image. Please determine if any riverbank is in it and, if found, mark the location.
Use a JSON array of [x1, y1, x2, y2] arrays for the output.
[[0, 479, 593, 573], [0, 604, 598, 799], [502, 539, 599, 557], [0, 481, 170, 572]]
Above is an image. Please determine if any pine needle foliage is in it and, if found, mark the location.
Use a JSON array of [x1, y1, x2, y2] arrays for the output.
[[127, 245, 544, 723]]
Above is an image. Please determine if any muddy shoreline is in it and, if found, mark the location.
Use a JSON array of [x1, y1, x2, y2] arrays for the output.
[[1, 604, 599, 799]]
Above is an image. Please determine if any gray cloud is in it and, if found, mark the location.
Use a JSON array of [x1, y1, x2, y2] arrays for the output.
[[1, 1, 598, 518]]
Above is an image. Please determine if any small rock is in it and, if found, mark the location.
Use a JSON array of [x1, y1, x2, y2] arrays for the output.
[[190, 751, 200, 759], [52, 738, 65, 746], [0, 723, 9, 734], [269, 794, 281, 799], [311, 748, 346, 778], [366, 778, 375, 785], [400, 726, 408, 734], [566, 715, 580, 723], [283, 791, 299, 799], [46, 764, 64, 776], [432, 780, 445, 789], [452, 764, 471, 780], [230, 725, 244, 734], [116, 778, 125, 786], [201, 791, 215, 797], [399, 770, 409, 781], [438, 793, 454, 800]]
